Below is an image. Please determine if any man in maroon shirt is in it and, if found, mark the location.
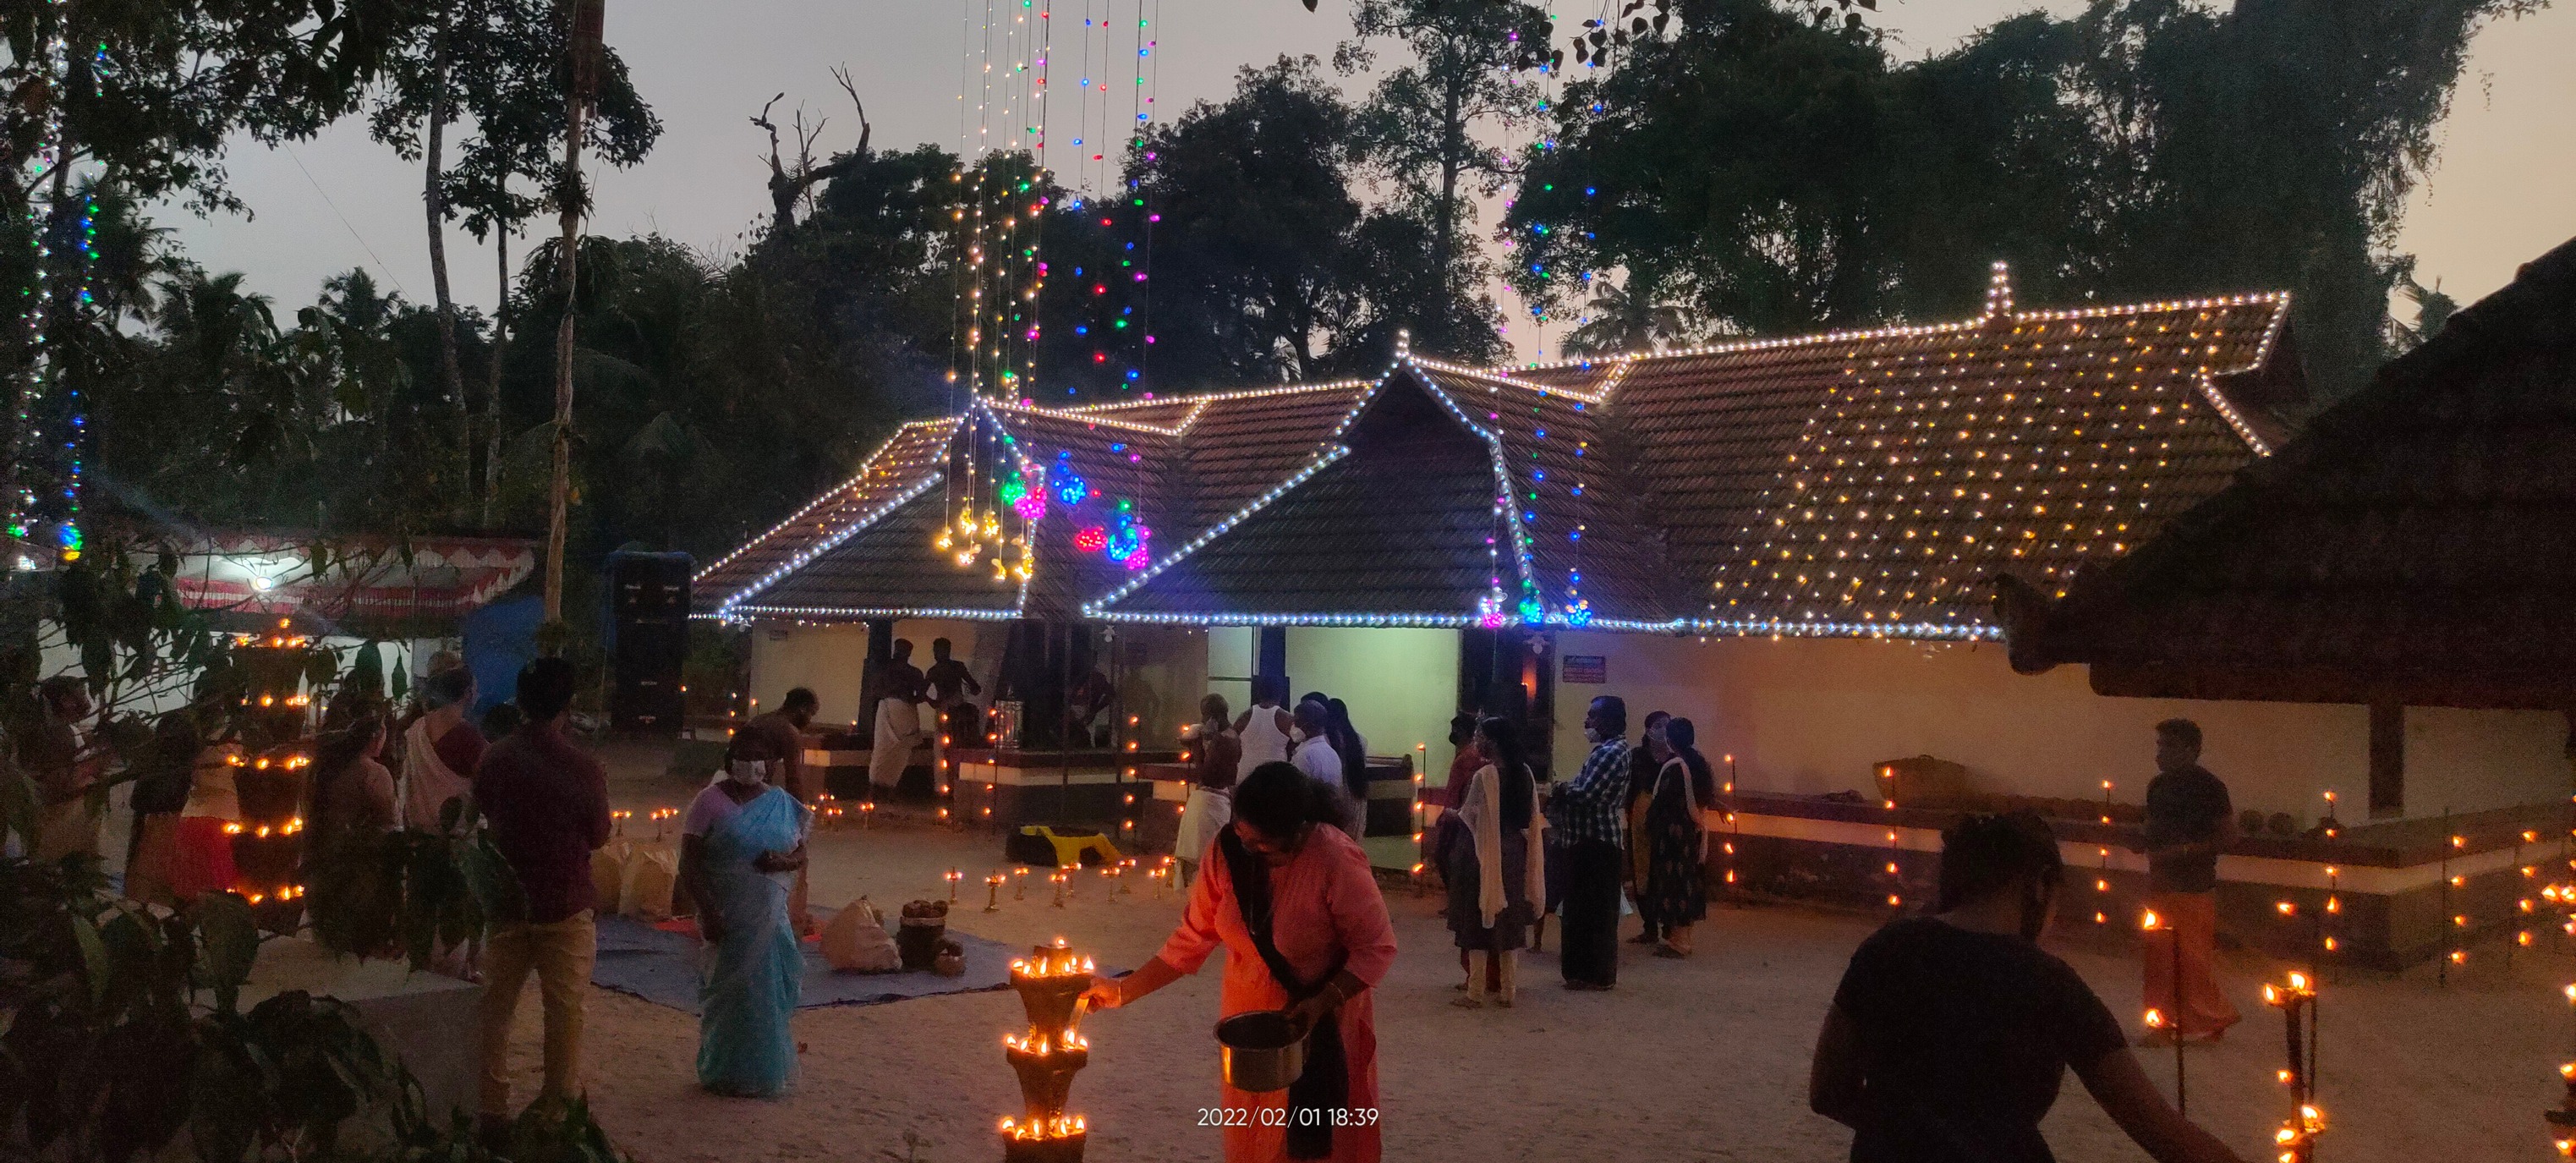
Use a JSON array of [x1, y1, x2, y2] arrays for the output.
[[471, 657, 611, 1133]]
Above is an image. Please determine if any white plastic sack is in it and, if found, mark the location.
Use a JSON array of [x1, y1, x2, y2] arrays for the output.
[[821, 896, 903, 973]]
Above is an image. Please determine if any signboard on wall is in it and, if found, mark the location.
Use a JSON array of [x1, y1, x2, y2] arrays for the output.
[[1561, 655, 1607, 684]]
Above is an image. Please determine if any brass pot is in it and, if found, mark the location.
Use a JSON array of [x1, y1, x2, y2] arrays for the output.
[[1216, 1010, 1306, 1093]]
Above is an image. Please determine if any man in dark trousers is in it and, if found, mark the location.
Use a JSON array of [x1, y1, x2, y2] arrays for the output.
[[2139, 717, 2240, 1044], [1549, 695, 1632, 990], [473, 657, 612, 1136]]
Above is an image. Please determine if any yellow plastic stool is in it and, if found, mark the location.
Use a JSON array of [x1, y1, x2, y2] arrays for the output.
[[1020, 826, 1121, 868]]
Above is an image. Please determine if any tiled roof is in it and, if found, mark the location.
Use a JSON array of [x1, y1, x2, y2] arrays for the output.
[[1406, 359, 1674, 623], [1095, 383, 1498, 622], [693, 419, 956, 609], [1641, 297, 2288, 638], [703, 271, 2294, 639], [2003, 236, 2576, 707]]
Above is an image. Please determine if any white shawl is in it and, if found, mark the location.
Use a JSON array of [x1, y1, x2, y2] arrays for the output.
[[402, 716, 472, 833], [1463, 762, 1548, 926]]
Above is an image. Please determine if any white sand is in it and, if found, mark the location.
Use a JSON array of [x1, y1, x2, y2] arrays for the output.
[[475, 746, 2569, 1161]]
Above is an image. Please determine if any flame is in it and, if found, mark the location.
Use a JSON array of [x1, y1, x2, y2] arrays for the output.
[[2143, 1008, 2166, 1029], [1000, 1116, 1087, 1142], [2140, 909, 2162, 931]]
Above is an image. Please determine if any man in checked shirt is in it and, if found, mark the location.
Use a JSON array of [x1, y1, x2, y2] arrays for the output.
[[1549, 695, 1631, 990]]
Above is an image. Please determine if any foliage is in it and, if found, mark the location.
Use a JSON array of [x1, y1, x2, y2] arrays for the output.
[[0, 0, 421, 215], [1338, 0, 1550, 349], [0, 843, 603, 1163], [305, 798, 525, 968], [0, 850, 406, 1163], [1131, 57, 1508, 381], [1507, 0, 2543, 398]]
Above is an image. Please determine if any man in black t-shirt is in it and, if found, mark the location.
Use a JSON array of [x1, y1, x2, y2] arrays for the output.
[[2140, 718, 2240, 1043], [1810, 813, 2249, 1163]]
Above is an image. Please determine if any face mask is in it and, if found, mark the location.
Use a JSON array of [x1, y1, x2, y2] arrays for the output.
[[1583, 727, 1603, 744], [1289, 727, 1307, 744], [726, 760, 770, 786]]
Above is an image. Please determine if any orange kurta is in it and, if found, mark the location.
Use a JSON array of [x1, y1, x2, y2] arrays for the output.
[[1160, 826, 1399, 1163]]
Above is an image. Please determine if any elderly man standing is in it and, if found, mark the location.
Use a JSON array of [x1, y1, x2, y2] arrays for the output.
[[472, 658, 611, 1136], [1549, 696, 1631, 991], [2140, 717, 2240, 1045]]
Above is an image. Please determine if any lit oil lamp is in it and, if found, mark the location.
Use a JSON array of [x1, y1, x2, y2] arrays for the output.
[[986, 873, 1006, 913], [1002, 939, 1096, 1162]]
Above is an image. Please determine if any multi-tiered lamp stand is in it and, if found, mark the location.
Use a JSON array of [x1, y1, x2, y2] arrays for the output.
[[229, 622, 316, 933], [1000, 939, 1096, 1162]]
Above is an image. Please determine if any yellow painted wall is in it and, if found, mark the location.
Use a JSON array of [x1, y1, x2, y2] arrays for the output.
[[746, 617, 997, 731], [1548, 633, 2565, 822], [1283, 627, 1460, 769]]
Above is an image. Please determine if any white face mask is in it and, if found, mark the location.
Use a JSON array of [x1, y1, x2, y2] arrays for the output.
[[1289, 727, 1307, 744], [1583, 726, 1603, 744], [726, 760, 770, 786]]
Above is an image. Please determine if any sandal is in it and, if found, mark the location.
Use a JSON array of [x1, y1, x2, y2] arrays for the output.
[[1450, 994, 1485, 1008], [1652, 944, 1689, 958]]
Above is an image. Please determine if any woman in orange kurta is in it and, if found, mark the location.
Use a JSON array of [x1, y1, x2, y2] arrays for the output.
[[1085, 761, 1399, 1163]]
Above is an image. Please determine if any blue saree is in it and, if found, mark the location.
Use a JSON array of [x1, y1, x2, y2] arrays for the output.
[[696, 785, 810, 1097]]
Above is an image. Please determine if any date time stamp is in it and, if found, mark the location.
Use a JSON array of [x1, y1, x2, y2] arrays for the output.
[[1198, 1107, 1381, 1129]]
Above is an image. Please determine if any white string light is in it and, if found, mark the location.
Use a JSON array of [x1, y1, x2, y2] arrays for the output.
[[712, 274, 2292, 640]]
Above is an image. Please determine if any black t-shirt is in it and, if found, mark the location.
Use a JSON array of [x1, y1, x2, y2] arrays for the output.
[[1830, 918, 2127, 1163], [2145, 765, 2231, 893]]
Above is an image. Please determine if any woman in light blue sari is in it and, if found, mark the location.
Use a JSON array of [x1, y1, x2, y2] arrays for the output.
[[678, 732, 813, 1098]]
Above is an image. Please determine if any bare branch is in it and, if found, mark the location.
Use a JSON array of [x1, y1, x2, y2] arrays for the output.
[[831, 66, 871, 156]]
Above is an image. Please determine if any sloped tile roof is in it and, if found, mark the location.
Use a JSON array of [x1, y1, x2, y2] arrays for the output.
[[1093, 381, 1498, 622], [2004, 236, 2576, 706], [1406, 359, 1674, 623], [693, 419, 957, 609], [703, 273, 2291, 639]]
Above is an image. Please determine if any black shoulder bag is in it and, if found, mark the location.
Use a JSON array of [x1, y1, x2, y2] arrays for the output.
[[1217, 827, 1351, 1159]]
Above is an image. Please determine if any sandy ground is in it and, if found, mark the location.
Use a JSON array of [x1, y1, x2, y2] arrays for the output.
[[474, 744, 2576, 1162]]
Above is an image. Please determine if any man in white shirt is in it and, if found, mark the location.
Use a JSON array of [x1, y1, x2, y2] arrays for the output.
[[1290, 700, 1362, 835]]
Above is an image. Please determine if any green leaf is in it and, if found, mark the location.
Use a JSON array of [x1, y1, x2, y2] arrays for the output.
[[69, 912, 112, 1007], [189, 892, 261, 1014]]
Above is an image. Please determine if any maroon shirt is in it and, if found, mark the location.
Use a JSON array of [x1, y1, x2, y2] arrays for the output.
[[472, 722, 612, 924], [434, 722, 488, 782]]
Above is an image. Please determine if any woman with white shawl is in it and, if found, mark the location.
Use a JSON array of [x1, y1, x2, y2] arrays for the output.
[[1443, 716, 1546, 1007]]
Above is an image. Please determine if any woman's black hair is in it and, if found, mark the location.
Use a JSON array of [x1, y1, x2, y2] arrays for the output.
[[1448, 711, 1479, 748], [1475, 717, 1535, 830], [1324, 698, 1367, 800], [726, 725, 787, 764], [1935, 811, 2065, 913], [309, 702, 387, 850], [1231, 760, 1340, 838], [1661, 716, 1716, 803]]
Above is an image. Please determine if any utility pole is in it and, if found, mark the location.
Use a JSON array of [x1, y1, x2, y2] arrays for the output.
[[544, 0, 606, 628]]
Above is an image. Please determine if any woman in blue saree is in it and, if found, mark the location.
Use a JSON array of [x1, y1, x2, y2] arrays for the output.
[[678, 732, 813, 1097]]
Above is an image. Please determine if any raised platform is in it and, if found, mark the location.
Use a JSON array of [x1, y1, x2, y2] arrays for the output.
[[1716, 791, 2566, 970], [240, 936, 481, 1122]]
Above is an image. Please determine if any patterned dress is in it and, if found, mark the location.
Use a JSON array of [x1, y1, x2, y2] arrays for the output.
[[1640, 757, 1710, 930]]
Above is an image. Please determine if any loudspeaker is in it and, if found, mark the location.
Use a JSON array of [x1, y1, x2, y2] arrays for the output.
[[606, 551, 692, 732]]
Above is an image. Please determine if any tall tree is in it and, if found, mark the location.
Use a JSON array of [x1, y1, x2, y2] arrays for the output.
[[1337, 0, 1551, 347], [1508, 0, 2539, 394], [0, 0, 423, 547], [368, 0, 659, 522], [1131, 58, 1368, 384]]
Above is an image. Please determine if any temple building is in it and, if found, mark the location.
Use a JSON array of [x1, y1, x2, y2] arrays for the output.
[[698, 262, 2558, 875]]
